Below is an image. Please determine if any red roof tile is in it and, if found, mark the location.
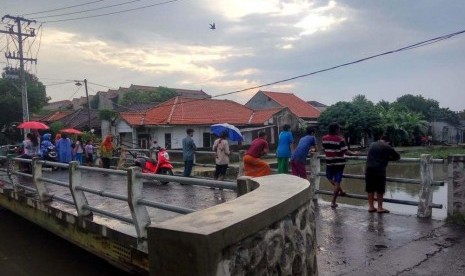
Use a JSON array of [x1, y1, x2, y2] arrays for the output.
[[260, 91, 320, 119], [249, 108, 283, 124], [121, 97, 254, 126]]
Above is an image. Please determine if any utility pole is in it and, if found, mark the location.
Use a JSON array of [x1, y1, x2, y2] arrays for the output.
[[1, 15, 37, 123], [75, 79, 92, 131]]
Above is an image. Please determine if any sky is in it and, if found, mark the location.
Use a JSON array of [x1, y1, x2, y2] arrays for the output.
[[1, 0, 465, 111]]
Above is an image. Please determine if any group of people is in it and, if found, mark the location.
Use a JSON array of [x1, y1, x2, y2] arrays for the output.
[[19, 132, 95, 166], [242, 122, 400, 213], [183, 124, 401, 213]]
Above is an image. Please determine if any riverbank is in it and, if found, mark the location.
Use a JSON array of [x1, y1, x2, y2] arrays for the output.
[[395, 145, 465, 158]]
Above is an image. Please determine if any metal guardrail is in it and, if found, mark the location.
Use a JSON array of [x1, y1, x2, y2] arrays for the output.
[[0, 154, 237, 240], [305, 153, 444, 217]]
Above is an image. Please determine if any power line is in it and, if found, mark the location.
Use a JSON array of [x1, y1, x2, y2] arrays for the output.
[[67, 85, 83, 100], [33, 0, 143, 20], [23, 0, 106, 16], [87, 81, 116, 89], [120, 27, 465, 112], [43, 0, 183, 23]]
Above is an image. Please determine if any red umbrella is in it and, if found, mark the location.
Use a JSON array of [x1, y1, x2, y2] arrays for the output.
[[17, 121, 50, 130], [60, 128, 83, 135]]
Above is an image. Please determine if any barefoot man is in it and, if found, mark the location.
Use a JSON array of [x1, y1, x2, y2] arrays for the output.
[[365, 135, 400, 213]]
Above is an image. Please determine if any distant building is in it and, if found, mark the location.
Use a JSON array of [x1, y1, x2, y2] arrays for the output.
[[43, 100, 73, 111], [307, 100, 327, 112], [96, 85, 211, 111], [245, 91, 321, 122]]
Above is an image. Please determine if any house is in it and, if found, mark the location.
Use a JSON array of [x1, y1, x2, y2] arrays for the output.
[[95, 85, 211, 111], [307, 101, 327, 112], [43, 100, 73, 111], [113, 97, 301, 149], [245, 91, 321, 123], [71, 96, 94, 110], [430, 121, 464, 144], [37, 109, 101, 132]]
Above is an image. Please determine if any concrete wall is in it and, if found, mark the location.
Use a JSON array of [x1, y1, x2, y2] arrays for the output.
[[245, 92, 282, 110], [148, 175, 317, 276], [448, 155, 465, 220]]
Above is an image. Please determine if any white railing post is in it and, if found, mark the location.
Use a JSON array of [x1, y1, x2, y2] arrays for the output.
[[127, 167, 150, 242], [417, 154, 433, 218], [309, 152, 320, 200], [237, 150, 245, 177], [32, 157, 51, 202], [68, 161, 92, 217]]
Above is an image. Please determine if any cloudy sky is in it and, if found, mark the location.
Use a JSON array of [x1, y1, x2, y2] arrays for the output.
[[1, 0, 465, 110]]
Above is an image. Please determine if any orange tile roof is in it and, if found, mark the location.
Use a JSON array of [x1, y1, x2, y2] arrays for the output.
[[249, 108, 283, 124], [260, 91, 321, 118], [120, 97, 255, 126], [40, 111, 74, 122]]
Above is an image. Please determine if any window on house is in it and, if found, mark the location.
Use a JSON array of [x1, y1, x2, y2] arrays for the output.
[[203, 132, 211, 148], [165, 133, 171, 149]]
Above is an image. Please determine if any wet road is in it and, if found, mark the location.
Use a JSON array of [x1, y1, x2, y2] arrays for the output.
[[315, 201, 465, 276]]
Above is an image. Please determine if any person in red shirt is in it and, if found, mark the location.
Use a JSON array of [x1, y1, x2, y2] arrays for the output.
[[244, 132, 270, 177]]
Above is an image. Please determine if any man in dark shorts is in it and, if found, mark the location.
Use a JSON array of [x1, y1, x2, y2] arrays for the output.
[[322, 123, 358, 208], [365, 135, 400, 213]]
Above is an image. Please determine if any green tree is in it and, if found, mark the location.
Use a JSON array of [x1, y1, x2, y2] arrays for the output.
[[0, 70, 49, 127], [377, 106, 429, 146], [50, 121, 65, 134], [318, 95, 383, 144], [119, 86, 177, 106]]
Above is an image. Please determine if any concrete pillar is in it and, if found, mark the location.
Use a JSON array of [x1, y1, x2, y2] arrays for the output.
[[237, 150, 245, 177], [32, 157, 51, 202], [309, 152, 320, 200], [6, 154, 19, 190], [127, 167, 150, 241], [68, 161, 92, 217], [447, 155, 465, 220], [417, 154, 433, 218]]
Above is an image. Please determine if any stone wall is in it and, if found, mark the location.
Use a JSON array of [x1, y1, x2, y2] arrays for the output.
[[148, 174, 316, 276], [220, 201, 317, 275]]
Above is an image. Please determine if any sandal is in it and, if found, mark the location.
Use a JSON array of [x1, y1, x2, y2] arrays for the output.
[[377, 209, 390, 214], [368, 208, 377, 213], [331, 203, 338, 208]]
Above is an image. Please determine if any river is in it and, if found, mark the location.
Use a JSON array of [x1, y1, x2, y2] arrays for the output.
[[318, 162, 448, 219]]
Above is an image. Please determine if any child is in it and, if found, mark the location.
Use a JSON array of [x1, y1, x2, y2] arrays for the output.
[[85, 140, 94, 166]]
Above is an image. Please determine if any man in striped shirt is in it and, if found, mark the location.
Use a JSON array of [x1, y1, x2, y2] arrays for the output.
[[322, 123, 358, 208]]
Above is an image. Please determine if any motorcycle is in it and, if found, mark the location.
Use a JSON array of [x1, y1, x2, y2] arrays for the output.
[[134, 148, 174, 184], [42, 145, 59, 171]]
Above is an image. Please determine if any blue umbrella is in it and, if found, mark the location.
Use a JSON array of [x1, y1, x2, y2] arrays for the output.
[[211, 123, 243, 142]]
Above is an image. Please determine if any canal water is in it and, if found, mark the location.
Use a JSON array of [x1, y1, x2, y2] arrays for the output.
[[318, 162, 448, 219]]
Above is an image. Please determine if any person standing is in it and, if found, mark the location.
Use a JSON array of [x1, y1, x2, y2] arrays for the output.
[[322, 123, 358, 208], [20, 133, 40, 171], [56, 133, 72, 164], [243, 132, 271, 177], [182, 129, 197, 177], [276, 124, 294, 174], [73, 136, 84, 165], [40, 133, 53, 159], [212, 131, 230, 182], [365, 135, 400, 213], [84, 140, 94, 166], [290, 127, 317, 179], [99, 135, 115, 170]]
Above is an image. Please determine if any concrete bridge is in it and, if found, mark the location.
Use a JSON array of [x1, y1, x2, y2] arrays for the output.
[[0, 152, 465, 275]]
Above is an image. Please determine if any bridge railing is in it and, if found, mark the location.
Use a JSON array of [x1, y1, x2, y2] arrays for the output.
[[307, 153, 443, 218], [108, 148, 445, 218], [0, 155, 236, 242]]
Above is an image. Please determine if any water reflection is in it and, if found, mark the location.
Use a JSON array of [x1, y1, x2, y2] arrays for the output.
[[319, 163, 448, 219]]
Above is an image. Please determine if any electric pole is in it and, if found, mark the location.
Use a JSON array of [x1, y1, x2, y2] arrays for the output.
[[75, 79, 92, 131], [1, 15, 37, 123]]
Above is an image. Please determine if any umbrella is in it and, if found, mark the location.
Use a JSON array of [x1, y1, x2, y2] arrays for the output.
[[60, 128, 83, 135], [211, 123, 243, 142], [17, 121, 49, 130]]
